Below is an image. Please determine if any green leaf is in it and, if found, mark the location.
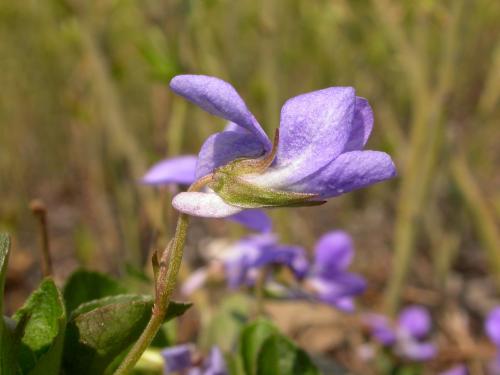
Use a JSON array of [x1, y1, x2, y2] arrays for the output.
[[0, 233, 19, 375], [239, 319, 279, 375], [63, 294, 191, 375], [239, 320, 321, 375], [63, 269, 126, 314], [256, 334, 320, 375], [0, 233, 10, 314], [13, 278, 66, 375]]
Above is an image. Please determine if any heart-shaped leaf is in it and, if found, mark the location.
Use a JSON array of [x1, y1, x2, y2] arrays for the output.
[[63, 294, 191, 374], [13, 277, 66, 375], [63, 269, 126, 315]]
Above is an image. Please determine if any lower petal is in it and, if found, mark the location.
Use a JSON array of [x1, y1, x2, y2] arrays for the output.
[[291, 150, 396, 198], [172, 192, 243, 218]]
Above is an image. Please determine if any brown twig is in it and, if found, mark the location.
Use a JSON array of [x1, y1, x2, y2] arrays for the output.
[[29, 199, 53, 277]]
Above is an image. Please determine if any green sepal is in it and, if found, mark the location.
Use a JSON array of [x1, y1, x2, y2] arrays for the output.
[[210, 171, 319, 209]]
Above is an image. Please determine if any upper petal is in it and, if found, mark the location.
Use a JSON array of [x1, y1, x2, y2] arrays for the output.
[[172, 192, 243, 218], [313, 230, 353, 278], [142, 155, 197, 186], [195, 131, 266, 179], [398, 305, 432, 339], [291, 150, 396, 198], [343, 97, 374, 152], [170, 75, 271, 149], [225, 209, 272, 233], [486, 307, 500, 346], [273, 87, 356, 184]]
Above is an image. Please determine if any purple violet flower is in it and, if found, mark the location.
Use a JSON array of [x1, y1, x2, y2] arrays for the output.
[[364, 305, 437, 361], [485, 306, 500, 373], [167, 75, 396, 218], [305, 231, 366, 312], [161, 345, 227, 375]]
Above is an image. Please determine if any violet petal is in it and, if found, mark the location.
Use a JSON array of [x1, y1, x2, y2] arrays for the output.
[[398, 340, 437, 362], [172, 192, 243, 218], [161, 344, 194, 373], [195, 131, 266, 179], [398, 305, 432, 339], [332, 297, 356, 312], [364, 314, 397, 346], [203, 347, 228, 375], [343, 97, 374, 152], [142, 155, 197, 186], [274, 87, 355, 184], [170, 75, 271, 149], [225, 209, 273, 233], [439, 365, 468, 375], [290, 150, 396, 198], [486, 307, 500, 346], [313, 231, 353, 278], [309, 272, 366, 303]]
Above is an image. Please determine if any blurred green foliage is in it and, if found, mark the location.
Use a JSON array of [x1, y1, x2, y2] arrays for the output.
[[0, 0, 499, 312]]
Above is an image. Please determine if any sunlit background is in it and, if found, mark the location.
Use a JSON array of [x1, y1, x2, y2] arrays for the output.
[[0, 0, 499, 373]]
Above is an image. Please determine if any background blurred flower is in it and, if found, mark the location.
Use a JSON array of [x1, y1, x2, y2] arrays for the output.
[[365, 305, 437, 361], [181, 233, 309, 295], [170, 75, 396, 218], [304, 230, 366, 312]]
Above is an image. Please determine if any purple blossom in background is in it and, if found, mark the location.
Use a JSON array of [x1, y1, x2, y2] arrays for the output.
[[181, 233, 309, 295], [169, 75, 396, 218], [223, 234, 309, 288], [161, 345, 227, 375], [485, 306, 500, 373], [181, 230, 365, 313], [365, 306, 437, 361], [142, 155, 272, 233], [305, 231, 366, 312]]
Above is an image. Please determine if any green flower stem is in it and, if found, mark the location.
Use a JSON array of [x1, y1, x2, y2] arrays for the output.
[[114, 213, 190, 375], [115, 175, 213, 375]]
